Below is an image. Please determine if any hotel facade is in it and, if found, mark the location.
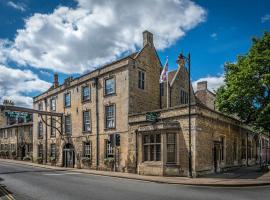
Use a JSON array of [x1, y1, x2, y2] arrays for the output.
[[31, 31, 269, 177]]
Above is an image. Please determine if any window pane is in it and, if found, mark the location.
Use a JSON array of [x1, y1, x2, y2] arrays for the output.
[[105, 105, 115, 128], [138, 71, 145, 89], [105, 78, 115, 95], [82, 86, 90, 101], [167, 133, 176, 163], [106, 140, 114, 158], [65, 116, 71, 135], [51, 98, 56, 111], [150, 145, 155, 161], [64, 93, 71, 107], [51, 118, 56, 137], [150, 135, 155, 143], [156, 134, 161, 143], [83, 111, 91, 132], [143, 135, 149, 144], [156, 144, 161, 161], [144, 145, 149, 161], [84, 142, 91, 158]]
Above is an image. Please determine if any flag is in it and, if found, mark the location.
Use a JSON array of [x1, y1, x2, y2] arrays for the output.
[[160, 58, 168, 83]]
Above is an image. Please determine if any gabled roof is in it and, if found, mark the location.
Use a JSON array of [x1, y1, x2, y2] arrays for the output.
[[168, 70, 177, 84]]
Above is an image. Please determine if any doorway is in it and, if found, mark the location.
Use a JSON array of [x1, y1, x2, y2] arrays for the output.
[[213, 142, 221, 173], [63, 143, 75, 168]]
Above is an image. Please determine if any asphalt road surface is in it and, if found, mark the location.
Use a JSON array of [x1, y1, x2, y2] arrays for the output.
[[0, 161, 270, 200]]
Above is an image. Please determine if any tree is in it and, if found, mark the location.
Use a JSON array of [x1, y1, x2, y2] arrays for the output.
[[216, 32, 270, 133]]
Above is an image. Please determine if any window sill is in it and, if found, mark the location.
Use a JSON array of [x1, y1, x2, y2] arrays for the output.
[[64, 106, 71, 108], [104, 128, 116, 131], [82, 99, 91, 104], [104, 93, 116, 98], [142, 161, 162, 164], [165, 163, 178, 166], [82, 131, 92, 134]]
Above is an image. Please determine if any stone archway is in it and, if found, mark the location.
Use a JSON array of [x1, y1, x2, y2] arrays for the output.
[[63, 143, 75, 168]]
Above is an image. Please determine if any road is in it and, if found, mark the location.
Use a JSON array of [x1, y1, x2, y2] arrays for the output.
[[0, 162, 269, 200]]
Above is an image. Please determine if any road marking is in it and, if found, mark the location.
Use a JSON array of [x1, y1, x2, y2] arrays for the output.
[[43, 173, 64, 176], [63, 172, 82, 175], [43, 172, 82, 176], [0, 186, 16, 200]]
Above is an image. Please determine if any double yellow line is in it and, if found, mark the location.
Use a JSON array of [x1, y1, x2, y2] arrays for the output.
[[0, 186, 15, 200]]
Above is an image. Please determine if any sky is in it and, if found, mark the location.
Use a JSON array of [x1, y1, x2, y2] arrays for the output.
[[0, 0, 269, 107]]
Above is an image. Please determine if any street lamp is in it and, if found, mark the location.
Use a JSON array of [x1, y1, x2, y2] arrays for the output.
[[177, 52, 192, 178]]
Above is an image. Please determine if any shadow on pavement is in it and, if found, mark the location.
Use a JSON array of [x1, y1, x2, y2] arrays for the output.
[[0, 169, 68, 175], [199, 165, 267, 179]]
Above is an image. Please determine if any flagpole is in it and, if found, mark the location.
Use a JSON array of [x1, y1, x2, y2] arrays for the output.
[[167, 71, 169, 108]]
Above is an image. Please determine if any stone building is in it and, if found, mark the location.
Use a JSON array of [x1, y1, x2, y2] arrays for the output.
[[32, 31, 161, 170], [0, 111, 33, 160], [31, 30, 269, 176]]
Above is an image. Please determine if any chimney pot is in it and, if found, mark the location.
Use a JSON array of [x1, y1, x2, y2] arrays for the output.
[[54, 74, 59, 88]]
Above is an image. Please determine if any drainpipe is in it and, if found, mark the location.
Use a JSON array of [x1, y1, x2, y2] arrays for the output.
[[94, 77, 99, 169], [45, 98, 48, 164], [135, 130, 138, 173], [260, 134, 262, 167], [246, 131, 248, 167], [188, 53, 192, 178]]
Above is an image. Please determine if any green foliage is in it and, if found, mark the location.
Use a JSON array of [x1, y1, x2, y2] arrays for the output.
[[23, 156, 31, 161], [216, 32, 270, 132], [81, 157, 91, 162], [104, 157, 114, 166], [49, 156, 56, 162]]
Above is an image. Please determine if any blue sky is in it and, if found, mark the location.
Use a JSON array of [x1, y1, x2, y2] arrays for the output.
[[0, 0, 269, 107]]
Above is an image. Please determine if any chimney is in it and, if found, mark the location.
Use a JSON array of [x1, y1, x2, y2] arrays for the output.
[[197, 81, 207, 91], [143, 30, 153, 47], [53, 74, 59, 88]]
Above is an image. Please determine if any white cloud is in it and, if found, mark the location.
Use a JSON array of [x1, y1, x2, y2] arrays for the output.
[[261, 14, 270, 23], [193, 75, 224, 93], [210, 32, 217, 39], [4, 0, 206, 74], [0, 65, 51, 108], [7, 1, 26, 12]]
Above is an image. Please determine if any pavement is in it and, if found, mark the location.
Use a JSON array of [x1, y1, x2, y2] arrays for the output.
[[0, 159, 270, 187], [1, 161, 270, 200]]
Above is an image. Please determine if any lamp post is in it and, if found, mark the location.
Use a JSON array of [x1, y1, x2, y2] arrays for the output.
[[178, 52, 192, 178]]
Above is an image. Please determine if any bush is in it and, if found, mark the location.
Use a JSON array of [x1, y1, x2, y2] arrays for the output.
[[23, 156, 31, 161], [37, 157, 43, 162], [81, 157, 91, 162], [50, 157, 56, 162], [104, 157, 115, 166]]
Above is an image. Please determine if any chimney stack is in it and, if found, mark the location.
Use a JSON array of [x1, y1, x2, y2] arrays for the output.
[[197, 81, 207, 91], [143, 30, 153, 47], [54, 74, 59, 88]]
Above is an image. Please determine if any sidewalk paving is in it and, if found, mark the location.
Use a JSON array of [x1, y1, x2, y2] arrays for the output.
[[1, 159, 270, 187]]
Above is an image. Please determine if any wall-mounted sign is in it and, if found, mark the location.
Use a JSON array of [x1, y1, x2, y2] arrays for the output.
[[146, 112, 158, 122]]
